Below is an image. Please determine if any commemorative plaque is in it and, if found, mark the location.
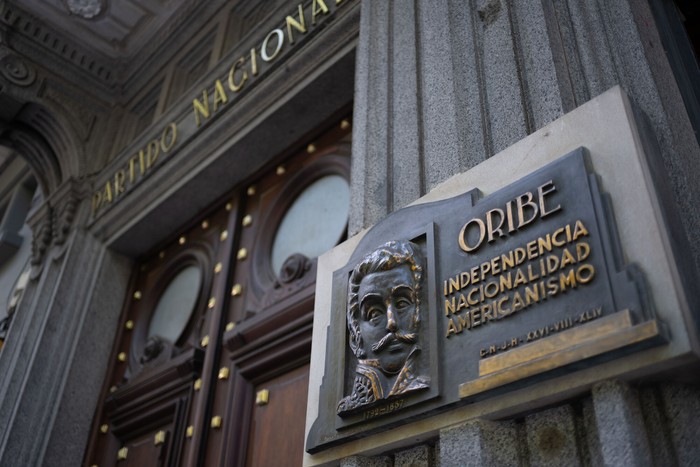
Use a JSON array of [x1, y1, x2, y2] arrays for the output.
[[306, 147, 666, 453]]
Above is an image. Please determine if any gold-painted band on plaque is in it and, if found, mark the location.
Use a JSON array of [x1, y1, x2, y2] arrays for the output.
[[479, 310, 633, 376], [459, 309, 663, 399]]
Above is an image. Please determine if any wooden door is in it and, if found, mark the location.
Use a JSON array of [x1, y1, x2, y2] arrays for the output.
[[246, 364, 310, 467], [85, 118, 351, 466]]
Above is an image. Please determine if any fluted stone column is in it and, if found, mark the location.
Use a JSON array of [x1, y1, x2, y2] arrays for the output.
[[349, 0, 700, 277], [350, 0, 470, 235]]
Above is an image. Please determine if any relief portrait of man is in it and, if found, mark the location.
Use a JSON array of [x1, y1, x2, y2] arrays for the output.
[[337, 240, 430, 415]]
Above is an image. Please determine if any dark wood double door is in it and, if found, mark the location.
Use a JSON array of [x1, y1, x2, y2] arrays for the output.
[[85, 121, 350, 466]]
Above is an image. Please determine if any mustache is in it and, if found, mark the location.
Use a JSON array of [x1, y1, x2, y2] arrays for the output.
[[371, 331, 417, 352]]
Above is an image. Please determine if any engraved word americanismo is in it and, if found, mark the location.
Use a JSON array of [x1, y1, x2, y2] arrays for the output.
[[306, 147, 665, 453]]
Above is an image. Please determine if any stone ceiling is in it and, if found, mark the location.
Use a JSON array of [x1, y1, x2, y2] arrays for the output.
[[0, 0, 231, 97], [11, 0, 194, 60]]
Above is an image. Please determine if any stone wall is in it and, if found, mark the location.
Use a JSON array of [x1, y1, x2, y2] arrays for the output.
[[342, 381, 700, 467]]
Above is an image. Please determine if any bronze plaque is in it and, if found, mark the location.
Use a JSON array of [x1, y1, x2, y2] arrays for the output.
[[306, 148, 665, 453]]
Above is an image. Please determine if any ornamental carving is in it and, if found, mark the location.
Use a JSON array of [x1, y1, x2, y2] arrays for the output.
[[139, 336, 166, 365], [64, 0, 106, 19], [0, 53, 36, 87], [260, 254, 315, 309], [122, 335, 179, 382], [276, 253, 312, 285], [30, 210, 52, 267], [53, 197, 77, 247]]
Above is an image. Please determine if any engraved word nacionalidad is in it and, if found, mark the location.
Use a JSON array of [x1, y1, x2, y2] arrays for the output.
[[444, 219, 595, 338]]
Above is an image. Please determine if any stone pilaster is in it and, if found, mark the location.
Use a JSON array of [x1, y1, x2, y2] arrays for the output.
[[0, 178, 132, 466]]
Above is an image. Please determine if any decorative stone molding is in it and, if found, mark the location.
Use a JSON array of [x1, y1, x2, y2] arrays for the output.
[[27, 202, 52, 279], [260, 254, 316, 310], [0, 3, 115, 85], [0, 51, 36, 87], [23, 178, 87, 275], [64, 0, 106, 20], [49, 178, 85, 259], [52, 196, 77, 248]]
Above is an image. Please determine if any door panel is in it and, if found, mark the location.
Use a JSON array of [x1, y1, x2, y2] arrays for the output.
[[122, 429, 168, 467], [246, 364, 311, 467]]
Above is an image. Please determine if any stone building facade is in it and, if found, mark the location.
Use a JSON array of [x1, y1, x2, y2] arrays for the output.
[[0, 0, 698, 465]]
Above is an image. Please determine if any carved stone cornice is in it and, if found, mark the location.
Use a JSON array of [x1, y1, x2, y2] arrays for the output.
[[0, 0, 226, 101], [0, 2, 117, 98]]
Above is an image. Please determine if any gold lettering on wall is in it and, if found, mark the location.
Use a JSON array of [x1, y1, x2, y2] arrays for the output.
[[312, 0, 330, 24], [92, 122, 179, 217], [93, 1, 351, 218], [212, 79, 229, 112], [286, 4, 307, 44], [190, 0, 351, 126], [160, 123, 177, 152], [228, 57, 248, 92], [261, 29, 285, 62], [193, 90, 210, 127]]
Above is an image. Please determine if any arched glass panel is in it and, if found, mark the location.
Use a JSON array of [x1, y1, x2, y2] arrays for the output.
[[271, 175, 350, 275], [147, 265, 201, 343]]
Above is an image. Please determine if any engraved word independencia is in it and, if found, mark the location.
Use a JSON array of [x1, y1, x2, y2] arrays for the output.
[[444, 180, 597, 339]]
